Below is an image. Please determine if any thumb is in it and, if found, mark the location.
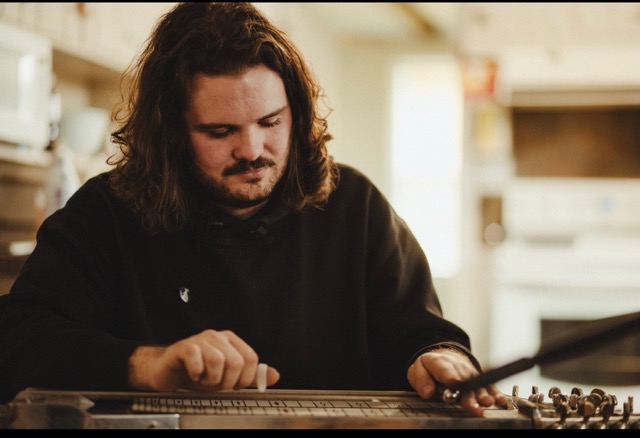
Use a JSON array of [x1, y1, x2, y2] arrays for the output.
[[252, 363, 280, 392]]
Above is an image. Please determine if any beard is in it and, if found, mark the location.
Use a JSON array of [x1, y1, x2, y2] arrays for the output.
[[194, 157, 285, 210]]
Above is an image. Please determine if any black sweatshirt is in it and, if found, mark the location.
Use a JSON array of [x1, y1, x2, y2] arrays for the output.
[[0, 164, 474, 403]]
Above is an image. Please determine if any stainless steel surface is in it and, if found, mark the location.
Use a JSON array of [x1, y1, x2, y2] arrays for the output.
[[9, 386, 639, 429], [92, 414, 179, 429], [7, 388, 530, 429]]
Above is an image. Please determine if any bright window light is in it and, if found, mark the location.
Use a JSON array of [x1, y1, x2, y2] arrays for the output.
[[390, 54, 463, 278]]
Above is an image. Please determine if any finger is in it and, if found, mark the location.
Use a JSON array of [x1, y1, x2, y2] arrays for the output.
[[198, 330, 249, 389], [459, 390, 484, 417], [197, 341, 230, 387], [223, 331, 259, 388], [407, 360, 438, 400], [473, 386, 495, 407], [488, 384, 510, 407], [266, 365, 280, 386], [468, 384, 509, 409], [178, 343, 207, 383]]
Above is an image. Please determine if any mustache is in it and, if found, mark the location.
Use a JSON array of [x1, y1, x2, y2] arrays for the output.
[[223, 157, 275, 176]]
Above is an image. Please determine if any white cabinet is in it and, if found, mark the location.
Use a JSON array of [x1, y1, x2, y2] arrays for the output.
[[0, 2, 175, 73]]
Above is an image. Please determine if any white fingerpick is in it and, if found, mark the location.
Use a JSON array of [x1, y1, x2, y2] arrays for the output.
[[257, 363, 268, 393]]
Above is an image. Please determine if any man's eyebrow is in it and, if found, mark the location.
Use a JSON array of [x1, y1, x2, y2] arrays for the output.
[[194, 105, 289, 130], [259, 105, 288, 121]]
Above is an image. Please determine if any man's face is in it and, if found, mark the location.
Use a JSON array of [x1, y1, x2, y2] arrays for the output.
[[185, 65, 292, 217]]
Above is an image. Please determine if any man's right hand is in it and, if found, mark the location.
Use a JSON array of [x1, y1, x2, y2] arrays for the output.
[[128, 329, 280, 392]]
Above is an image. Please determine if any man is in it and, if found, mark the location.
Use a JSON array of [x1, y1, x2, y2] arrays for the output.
[[0, 2, 507, 416]]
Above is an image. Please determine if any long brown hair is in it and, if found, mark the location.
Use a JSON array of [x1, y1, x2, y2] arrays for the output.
[[109, 2, 338, 234]]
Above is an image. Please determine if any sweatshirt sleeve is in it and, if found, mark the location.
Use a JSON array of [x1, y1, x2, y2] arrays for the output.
[[0, 176, 143, 403], [363, 179, 479, 388]]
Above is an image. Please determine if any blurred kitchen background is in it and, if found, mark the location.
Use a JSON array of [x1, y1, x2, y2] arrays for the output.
[[1, 3, 639, 398]]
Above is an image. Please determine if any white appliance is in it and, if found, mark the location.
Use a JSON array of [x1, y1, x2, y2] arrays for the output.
[[0, 20, 52, 150], [489, 178, 640, 401], [485, 39, 640, 403]]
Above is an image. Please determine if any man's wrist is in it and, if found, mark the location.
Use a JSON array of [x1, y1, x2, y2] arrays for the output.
[[128, 345, 161, 390]]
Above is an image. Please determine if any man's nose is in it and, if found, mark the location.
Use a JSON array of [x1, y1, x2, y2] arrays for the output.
[[233, 128, 264, 161]]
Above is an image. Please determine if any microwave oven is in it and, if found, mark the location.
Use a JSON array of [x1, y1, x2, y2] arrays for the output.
[[0, 20, 52, 150]]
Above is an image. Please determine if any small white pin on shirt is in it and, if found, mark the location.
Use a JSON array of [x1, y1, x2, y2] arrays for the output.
[[257, 363, 267, 392], [179, 287, 190, 303]]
